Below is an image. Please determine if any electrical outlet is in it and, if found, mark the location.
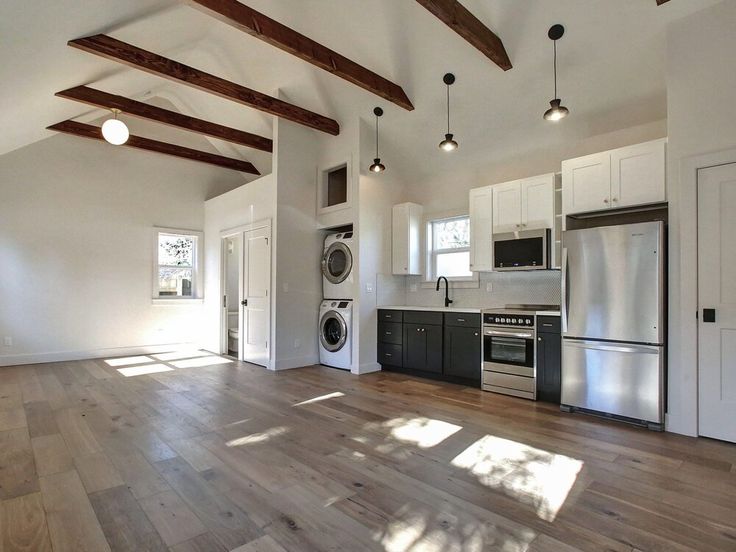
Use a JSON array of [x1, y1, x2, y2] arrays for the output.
[[294, 338, 301, 349], [409, 283, 418, 292], [3, 336, 12, 347], [365, 282, 374, 293], [486, 282, 493, 292]]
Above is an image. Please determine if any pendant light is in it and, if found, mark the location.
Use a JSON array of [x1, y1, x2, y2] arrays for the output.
[[439, 73, 458, 151], [369, 107, 385, 173], [543, 24, 570, 122], [101, 109, 129, 145]]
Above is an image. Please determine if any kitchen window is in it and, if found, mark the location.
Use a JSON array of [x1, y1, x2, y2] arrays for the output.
[[153, 228, 203, 302], [426, 215, 473, 281]]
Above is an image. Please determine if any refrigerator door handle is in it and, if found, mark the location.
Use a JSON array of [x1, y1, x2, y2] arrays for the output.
[[564, 339, 660, 355], [561, 247, 569, 334]]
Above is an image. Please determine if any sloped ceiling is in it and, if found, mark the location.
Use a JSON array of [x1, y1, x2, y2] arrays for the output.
[[0, 0, 720, 181]]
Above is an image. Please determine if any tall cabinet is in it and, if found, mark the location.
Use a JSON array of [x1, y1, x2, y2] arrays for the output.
[[392, 202, 423, 275], [469, 186, 493, 272]]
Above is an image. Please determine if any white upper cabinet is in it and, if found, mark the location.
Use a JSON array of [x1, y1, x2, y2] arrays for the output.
[[491, 181, 522, 233], [493, 174, 555, 233], [562, 152, 612, 215], [562, 139, 666, 216], [611, 139, 666, 208], [521, 174, 556, 230], [392, 202, 423, 275], [469, 186, 493, 272]]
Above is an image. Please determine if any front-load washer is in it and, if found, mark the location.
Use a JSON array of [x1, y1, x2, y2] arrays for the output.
[[322, 232, 354, 300], [318, 299, 352, 370]]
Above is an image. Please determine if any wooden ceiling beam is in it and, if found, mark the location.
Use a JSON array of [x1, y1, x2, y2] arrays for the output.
[[56, 85, 273, 153], [656, 0, 671, 5], [47, 119, 260, 174], [68, 34, 340, 135], [415, 0, 512, 71], [185, 0, 414, 111]]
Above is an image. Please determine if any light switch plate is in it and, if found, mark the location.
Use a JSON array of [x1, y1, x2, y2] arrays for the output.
[[486, 282, 493, 292], [366, 282, 374, 293], [3, 336, 12, 347], [409, 283, 418, 292]]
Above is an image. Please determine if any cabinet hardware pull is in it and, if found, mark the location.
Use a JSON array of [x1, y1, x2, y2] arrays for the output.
[[385, 331, 392, 335], [457, 318, 465, 322], [385, 353, 392, 357], [538, 337, 542, 341], [542, 323, 553, 327], [386, 315, 392, 318], [612, 197, 618, 202], [474, 332, 479, 336], [604, 198, 609, 204]]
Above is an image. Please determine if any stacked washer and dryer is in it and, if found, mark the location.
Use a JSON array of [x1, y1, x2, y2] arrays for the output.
[[318, 232, 354, 370]]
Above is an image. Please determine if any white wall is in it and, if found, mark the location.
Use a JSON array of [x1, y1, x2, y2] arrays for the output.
[[665, 0, 736, 436], [0, 133, 244, 365], [271, 117, 322, 370], [202, 174, 275, 356]]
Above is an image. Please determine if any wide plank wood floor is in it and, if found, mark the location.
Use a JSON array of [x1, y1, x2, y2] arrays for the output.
[[0, 352, 735, 551]]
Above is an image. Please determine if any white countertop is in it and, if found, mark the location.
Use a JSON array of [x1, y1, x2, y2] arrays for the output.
[[378, 305, 486, 314]]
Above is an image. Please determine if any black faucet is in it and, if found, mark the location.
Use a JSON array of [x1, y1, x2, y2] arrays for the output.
[[436, 276, 453, 308]]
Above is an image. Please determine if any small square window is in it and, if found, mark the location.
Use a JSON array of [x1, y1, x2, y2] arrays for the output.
[[153, 229, 202, 299], [427, 216, 473, 281]]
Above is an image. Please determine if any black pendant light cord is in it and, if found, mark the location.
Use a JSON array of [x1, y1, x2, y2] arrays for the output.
[[375, 113, 379, 157], [553, 39, 558, 99], [446, 84, 451, 134]]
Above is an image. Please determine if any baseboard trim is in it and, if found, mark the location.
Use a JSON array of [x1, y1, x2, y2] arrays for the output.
[[273, 355, 319, 371], [355, 362, 381, 375], [0, 343, 198, 367]]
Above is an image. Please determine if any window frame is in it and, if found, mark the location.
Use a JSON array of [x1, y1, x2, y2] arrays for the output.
[[424, 214, 477, 284], [152, 227, 204, 304]]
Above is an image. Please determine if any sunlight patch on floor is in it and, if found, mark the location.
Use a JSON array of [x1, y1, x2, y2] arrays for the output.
[[374, 417, 463, 449], [226, 425, 290, 447], [293, 391, 345, 406], [117, 363, 174, 377], [105, 355, 154, 367], [151, 350, 212, 361], [170, 356, 234, 369], [451, 435, 583, 522]]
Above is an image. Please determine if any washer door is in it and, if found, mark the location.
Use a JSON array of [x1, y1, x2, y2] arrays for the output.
[[322, 242, 353, 284], [320, 310, 347, 352]]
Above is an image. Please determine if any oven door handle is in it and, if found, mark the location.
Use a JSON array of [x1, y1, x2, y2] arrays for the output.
[[484, 329, 534, 339]]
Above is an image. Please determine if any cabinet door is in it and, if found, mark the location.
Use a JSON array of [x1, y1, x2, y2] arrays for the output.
[[536, 332, 561, 403], [562, 152, 611, 215], [425, 325, 443, 373], [611, 139, 666, 209], [469, 186, 493, 272], [443, 326, 481, 381], [521, 174, 555, 230], [392, 203, 409, 275], [404, 324, 442, 373], [492, 180, 522, 233]]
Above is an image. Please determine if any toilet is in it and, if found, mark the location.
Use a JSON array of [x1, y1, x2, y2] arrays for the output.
[[227, 312, 239, 354]]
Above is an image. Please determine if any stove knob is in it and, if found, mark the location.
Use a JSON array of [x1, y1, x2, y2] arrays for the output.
[[495, 317, 501, 323], [526, 318, 532, 325]]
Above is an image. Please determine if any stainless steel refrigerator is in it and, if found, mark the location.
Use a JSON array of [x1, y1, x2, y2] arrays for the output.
[[561, 221, 665, 429]]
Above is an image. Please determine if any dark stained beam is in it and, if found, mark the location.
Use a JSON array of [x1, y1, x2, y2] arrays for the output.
[[185, 0, 414, 111], [47, 120, 260, 174], [68, 34, 340, 135], [415, 0, 512, 71], [656, 0, 670, 5], [56, 85, 273, 153]]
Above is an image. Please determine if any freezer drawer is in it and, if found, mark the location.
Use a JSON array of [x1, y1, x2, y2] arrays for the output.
[[561, 339, 664, 424]]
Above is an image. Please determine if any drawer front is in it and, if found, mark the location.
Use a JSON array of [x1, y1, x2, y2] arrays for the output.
[[537, 315, 561, 334], [482, 371, 535, 393], [444, 312, 481, 328], [378, 310, 403, 323], [378, 343, 403, 367], [378, 322, 402, 345], [404, 310, 443, 326]]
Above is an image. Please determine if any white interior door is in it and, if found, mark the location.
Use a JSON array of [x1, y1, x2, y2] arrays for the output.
[[242, 226, 271, 367], [698, 162, 736, 442]]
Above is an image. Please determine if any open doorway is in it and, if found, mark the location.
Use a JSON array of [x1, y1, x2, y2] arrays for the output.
[[220, 221, 272, 367], [222, 234, 242, 358]]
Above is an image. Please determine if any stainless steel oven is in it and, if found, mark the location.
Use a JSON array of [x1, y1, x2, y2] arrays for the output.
[[493, 228, 550, 271], [482, 309, 538, 400]]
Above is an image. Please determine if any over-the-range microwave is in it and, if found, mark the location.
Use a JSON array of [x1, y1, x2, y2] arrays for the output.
[[492, 228, 551, 271]]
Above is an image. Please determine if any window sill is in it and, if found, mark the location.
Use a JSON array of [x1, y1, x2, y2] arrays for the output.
[[419, 276, 479, 290], [152, 298, 204, 306]]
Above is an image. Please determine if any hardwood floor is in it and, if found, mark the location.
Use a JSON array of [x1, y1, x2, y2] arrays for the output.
[[0, 352, 734, 551]]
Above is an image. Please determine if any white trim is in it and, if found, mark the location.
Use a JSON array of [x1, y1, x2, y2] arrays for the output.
[[220, 219, 272, 238], [355, 362, 382, 375], [672, 146, 736, 437], [0, 343, 198, 367], [153, 226, 204, 301], [152, 298, 203, 305], [273, 355, 319, 371]]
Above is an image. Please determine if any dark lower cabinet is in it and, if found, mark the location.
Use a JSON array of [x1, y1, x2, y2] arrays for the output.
[[403, 324, 442, 373], [443, 326, 481, 382], [378, 309, 480, 386], [536, 316, 561, 403]]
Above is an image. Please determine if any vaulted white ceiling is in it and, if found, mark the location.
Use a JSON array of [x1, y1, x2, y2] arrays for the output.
[[0, 0, 720, 181]]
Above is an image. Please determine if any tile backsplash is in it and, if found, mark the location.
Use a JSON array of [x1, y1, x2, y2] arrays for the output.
[[377, 271, 561, 310]]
